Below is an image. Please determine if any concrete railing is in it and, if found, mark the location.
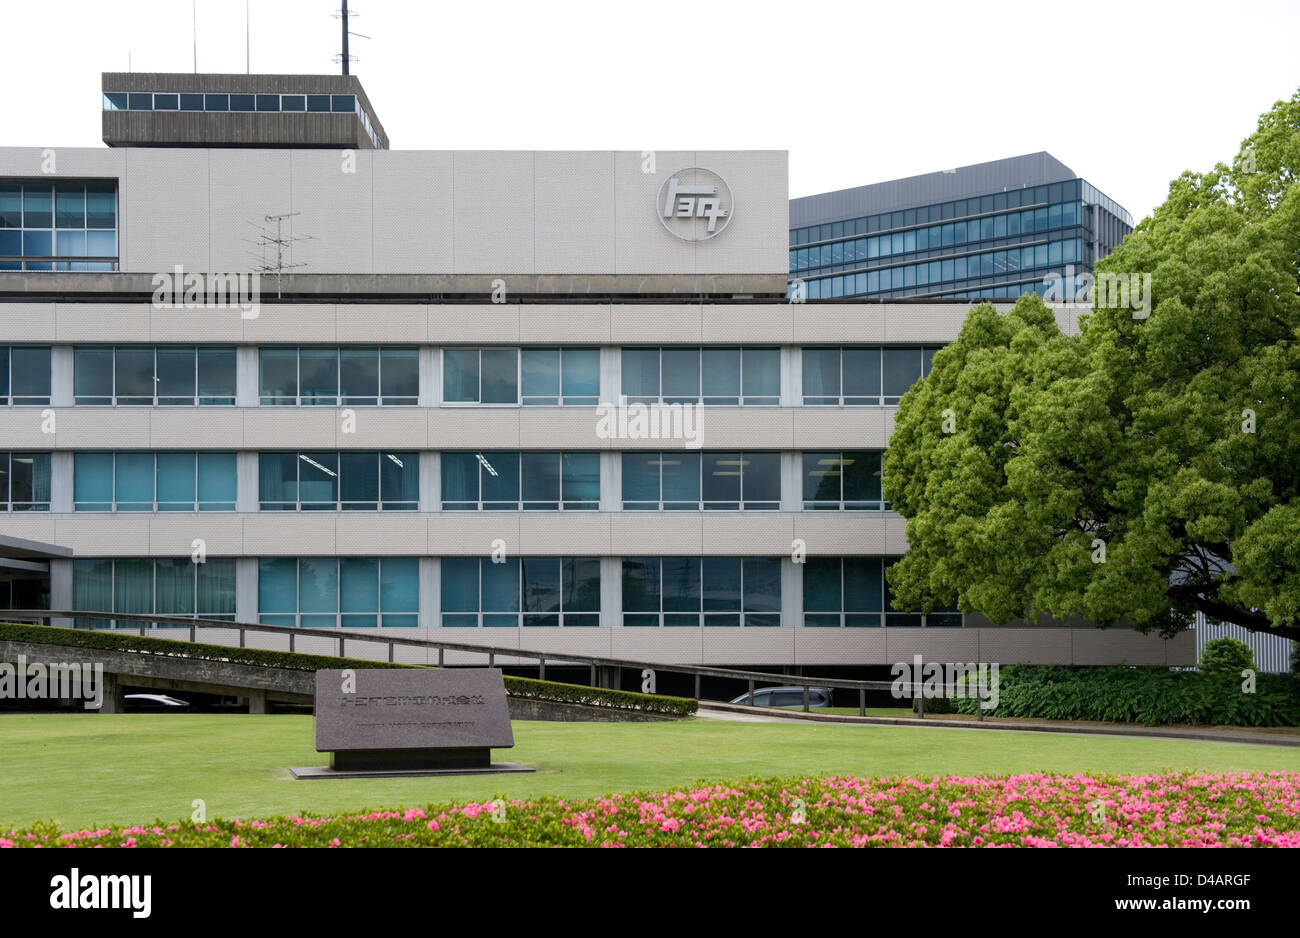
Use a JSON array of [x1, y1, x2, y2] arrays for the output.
[[0, 610, 982, 717]]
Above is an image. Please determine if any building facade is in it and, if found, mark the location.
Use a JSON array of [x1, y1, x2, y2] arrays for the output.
[[788, 152, 1133, 302], [0, 76, 1191, 671]]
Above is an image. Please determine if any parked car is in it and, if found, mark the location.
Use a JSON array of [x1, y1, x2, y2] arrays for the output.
[[730, 686, 833, 708], [124, 694, 190, 710]]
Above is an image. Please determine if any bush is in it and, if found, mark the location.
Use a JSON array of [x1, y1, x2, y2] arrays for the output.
[[1199, 637, 1256, 675], [942, 664, 1300, 727], [0, 622, 696, 717]]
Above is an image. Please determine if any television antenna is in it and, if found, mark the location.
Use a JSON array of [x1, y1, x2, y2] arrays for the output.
[[333, 0, 370, 74], [245, 213, 314, 299]]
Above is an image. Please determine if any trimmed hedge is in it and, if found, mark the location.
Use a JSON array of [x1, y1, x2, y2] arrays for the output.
[[944, 664, 1300, 727], [504, 675, 695, 717], [0, 622, 696, 717]]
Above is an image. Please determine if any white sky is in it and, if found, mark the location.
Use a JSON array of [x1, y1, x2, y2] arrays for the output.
[[9, 0, 1300, 222]]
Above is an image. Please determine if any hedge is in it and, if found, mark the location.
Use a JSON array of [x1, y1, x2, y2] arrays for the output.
[[0, 622, 696, 717], [942, 664, 1300, 727]]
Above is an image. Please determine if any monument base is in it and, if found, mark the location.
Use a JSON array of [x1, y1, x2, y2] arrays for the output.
[[289, 761, 535, 780]]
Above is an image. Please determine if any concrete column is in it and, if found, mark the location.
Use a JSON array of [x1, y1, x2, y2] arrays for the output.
[[599, 556, 621, 628], [235, 346, 258, 407], [236, 451, 259, 512], [235, 557, 258, 624], [419, 346, 440, 406], [50, 347, 74, 407], [97, 673, 126, 714], [779, 451, 802, 512], [780, 346, 801, 407], [419, 557, 439, 633], [246, 689, 268, 714], [599, 346, 620, 406], [49, 558, 73, 628], [50, 451, 74, 512], [598, 451, 620, 511], [782, 557, 803, 629], [419, 451, 440, 512]]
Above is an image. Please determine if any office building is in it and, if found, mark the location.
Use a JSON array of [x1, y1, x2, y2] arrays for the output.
[[0, 74, 1191, 677], [788, 152, 1132, 302]]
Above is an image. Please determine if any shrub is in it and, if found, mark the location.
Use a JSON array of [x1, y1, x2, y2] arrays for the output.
[[4, 772, 1299, 847], [1199, 637, 1256, 675], [943, 664, 1300, 726]]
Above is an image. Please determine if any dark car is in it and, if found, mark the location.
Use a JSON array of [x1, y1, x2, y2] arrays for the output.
[[730, 686, 833, 708]]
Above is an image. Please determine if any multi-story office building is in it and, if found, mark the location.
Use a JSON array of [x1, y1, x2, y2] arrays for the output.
[[0, 75, 1189, 679], [788, 152, 1133, 302]]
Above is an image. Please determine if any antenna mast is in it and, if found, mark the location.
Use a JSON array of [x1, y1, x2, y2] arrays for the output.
[[341, 0, 349, 75], [333, 2, 368, 74], [245, 213, 313, 299]]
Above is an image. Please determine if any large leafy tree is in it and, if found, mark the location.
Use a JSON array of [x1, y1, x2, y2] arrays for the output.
[[883, 88, 1300, 642]]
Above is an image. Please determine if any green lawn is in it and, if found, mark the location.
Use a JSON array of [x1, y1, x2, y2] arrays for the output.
[[4, 713, 1300, 830]]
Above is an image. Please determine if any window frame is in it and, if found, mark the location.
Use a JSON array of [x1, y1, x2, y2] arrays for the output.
[[0, 346, 53, 405], [440, 451, 599, 511], [258, 451, 419, 511], [622, 451, 780, 511], [620, 556, 782, 627], [256, 556, 419, 629], [73, 346, 236, 406], [0, 451, 52, 511], [439, 556, 602, 628], [73, 451, 237, 512]]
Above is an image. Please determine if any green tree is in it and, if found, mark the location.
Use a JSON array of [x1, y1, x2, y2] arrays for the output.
[[1198, 637, 1256, 675], [884, 88, 1300, 642]]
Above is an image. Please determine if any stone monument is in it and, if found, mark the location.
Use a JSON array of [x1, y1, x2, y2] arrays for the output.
[[290, 667, 534, 778]]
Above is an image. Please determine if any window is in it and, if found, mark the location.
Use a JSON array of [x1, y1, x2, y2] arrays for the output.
[[622, 452, 779, 510], [259, 451, 418, 511], [0, 453, 51, 510], [74, 346, 235, 405], [520, 348, 599, 405], [622, 557, 781, 627], [802, 451, 884, 510], [74, 452, 236, 511], [73, 557, 236, 628], [0, 347, 51, 404], [802, 347, 940, 405], [0, 181, 117, 271], [622, 348, 780, 405], [803, 557, 960, 627], [258, 557, 418, 628], [259, 347, 418, 406], [443, 348, 518, 404], [441, 556, 600, 627], [441, 451, 598, 510]]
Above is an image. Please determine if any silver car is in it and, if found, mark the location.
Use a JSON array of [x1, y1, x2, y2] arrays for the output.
[[730, 686, 833, 708]]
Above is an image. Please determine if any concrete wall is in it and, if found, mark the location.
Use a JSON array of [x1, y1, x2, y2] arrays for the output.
[[0, 148, 789, 277]]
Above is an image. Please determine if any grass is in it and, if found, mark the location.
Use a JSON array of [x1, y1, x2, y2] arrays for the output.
[[5, 713, 1300, 830]]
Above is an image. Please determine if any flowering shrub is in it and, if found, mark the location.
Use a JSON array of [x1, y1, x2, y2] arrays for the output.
[[4, 772, 1299, 847]]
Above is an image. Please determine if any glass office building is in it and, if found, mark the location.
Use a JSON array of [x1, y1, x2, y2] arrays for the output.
[[789, 152, 1132, 301]]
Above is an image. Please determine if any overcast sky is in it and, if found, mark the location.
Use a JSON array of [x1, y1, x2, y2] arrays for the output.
[[9, 0, 1300, 222]]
